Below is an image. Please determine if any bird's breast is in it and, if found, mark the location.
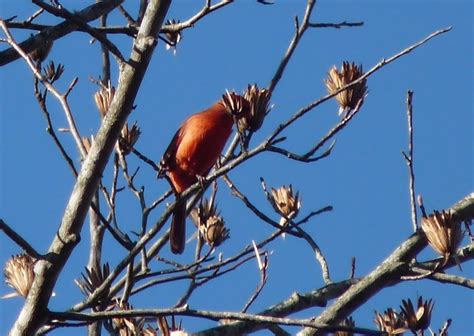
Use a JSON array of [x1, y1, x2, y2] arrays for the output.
[[174, 109, 233, 177]]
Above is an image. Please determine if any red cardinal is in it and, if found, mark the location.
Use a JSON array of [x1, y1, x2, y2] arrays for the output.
[[160, 97, 246, 254]]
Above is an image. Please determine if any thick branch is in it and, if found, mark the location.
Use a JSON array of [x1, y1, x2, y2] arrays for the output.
[[9, 1, 171, 334], [31, 0, 126, 64], [298, 193, 474, 336], [195, 280, 357, 335], [0, 0, 124, 66], [5, 21, 136, 36]]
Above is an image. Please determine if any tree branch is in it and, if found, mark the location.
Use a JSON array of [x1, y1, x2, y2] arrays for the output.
[[402, 90, 418, 231], [0, 0, 124, 66], [308, 21, 364, 29], [298, 193, 474, 336], [31, 0, 126, 64], [195, 280, 357, 335], [0, 219, 43, 259], [8, 1, 172, 334]]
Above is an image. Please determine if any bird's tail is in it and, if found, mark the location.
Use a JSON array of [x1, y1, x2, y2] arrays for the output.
[[170, 199, 186, 254]]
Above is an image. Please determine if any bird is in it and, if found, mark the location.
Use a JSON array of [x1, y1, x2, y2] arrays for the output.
[[159, 97, 247, 254]]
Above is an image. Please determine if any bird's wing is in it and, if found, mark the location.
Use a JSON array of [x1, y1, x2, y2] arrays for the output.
[[158, 127, 183, 177]]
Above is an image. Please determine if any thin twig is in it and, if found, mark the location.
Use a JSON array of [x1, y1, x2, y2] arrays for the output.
[[266, 27, 452, 144], [415, 268, 474, 289], [160, 0, 233, 34], [98, 0, 111, 84], [33, 78, 78, 177], [242, 244, 269, 313], [222, 175, 301, 237], [308, 21, 364, 29], [120, 258, 135, 304], [295, 206, 333, 226], [131, 147, 160, 172], [0, 20, 88, 158], [174, 279, 197, 308], [26, 8, 45, 24], [118, 5, 137, 26], [266, 140, 336, 163], [0, 219, 43, 259], [293, 226, 332, 284], [350, 257, 356, 279], [267, 0, 316, 94], [438, 319, 452, 336], [402, 90, 418, 231]]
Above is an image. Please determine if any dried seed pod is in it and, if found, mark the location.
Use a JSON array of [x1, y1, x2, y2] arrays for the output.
[[200, 215, 230, 247], [94, 82, 115, 118], [3, 254, 36, 298], [43, 61, 64, 82], [170, 331, 189, 336], [400, 296, 434, 333], [222, 90, 249, 118], [374, 308, 407, 335], [158, 316, 188, 336], [191, 200, 229, 247], [164, 19, 182, 55], [119, 122, 141, 155], [142, 326, 158, 336], [270, 184, 302, 227], [238, 84, 271, 132], [111, 300, 146, 336], [421, 210, 463, 263], [82, 136, 93, 154], [75, 263, 110, 307], [325, 61, 367, 117], [190, 198, 219, 227], [334, 316, 355, 336]]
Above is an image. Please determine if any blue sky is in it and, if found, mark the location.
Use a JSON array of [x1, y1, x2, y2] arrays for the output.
[[0, 1, 472, 335]]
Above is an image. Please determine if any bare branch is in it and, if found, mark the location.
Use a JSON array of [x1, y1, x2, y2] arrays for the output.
[[160, 0, 234, 34], [50, 281, 380, 335], [195, 280, 357, 335], [242, 243, 269, 313], [4, 21, 136, 36], [402, 90, 418, 231], [32, 77, 79, 177], [8, 1, 172, 333], [0, 0, 125, 66], [0, 21, 88, 158], [0, 219, 43, 259], [293, 226, 332, 284], [25, 8, 45, 24], [308, 21, 364, 29], [267, 0, 316, 94], [297, 193, 474, 336], [131, 147, 160, 172], [222, 174, 301, 237], [31, 0, 126, 64], [418, 269, 474, 289], [267, 27, 452, 144]]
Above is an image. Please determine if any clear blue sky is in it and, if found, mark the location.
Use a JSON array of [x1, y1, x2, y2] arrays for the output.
[[0, 1, 472, 335]]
